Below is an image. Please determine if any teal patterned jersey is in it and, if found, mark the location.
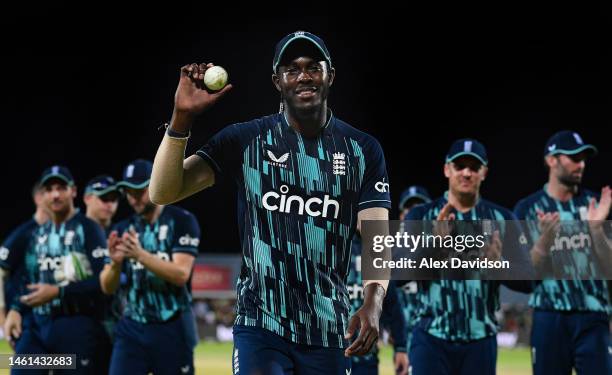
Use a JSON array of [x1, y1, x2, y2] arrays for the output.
[[110, 205, 200, 323], [406, 193, 529, 342], [197, 112, 391, 348], [514, 185, 610, 313], [22, 211, 107, 316], [397, 281, 419, 345]]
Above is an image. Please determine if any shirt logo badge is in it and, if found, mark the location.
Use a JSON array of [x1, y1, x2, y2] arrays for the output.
[[375, 178, 390, 193], [159, 225, 168, 241], [333, 152, 346, 175], [64, 230, 75, 246], [266, 150, 290, 168]]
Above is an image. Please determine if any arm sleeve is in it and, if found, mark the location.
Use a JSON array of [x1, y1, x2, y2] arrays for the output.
[[61, 221, 107, 298], [171, 211, 201, 257], [0, 223, 32, 271], [358, 138, 392, 210]]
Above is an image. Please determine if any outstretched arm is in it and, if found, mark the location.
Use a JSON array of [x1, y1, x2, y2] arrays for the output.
[[150, 63, 232, 205]]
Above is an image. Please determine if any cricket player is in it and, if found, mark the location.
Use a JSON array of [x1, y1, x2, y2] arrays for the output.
[[4, 166, 109, 374], [348, 231, 408, 375], [83, 175, 120, 234], [83, 174, 122, 373], [396, 185, 431, 372], [100, 159, 201, 375], [513, 130, 611, 375], [1, 183, 49, 348], [149, 31, 391, 374], [406, 139, 533, 375]]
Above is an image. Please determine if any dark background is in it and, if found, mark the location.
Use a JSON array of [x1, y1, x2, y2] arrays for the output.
[[2, 3, 610, 253]]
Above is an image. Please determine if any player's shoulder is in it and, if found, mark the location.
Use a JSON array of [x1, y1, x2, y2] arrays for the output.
[[480, 198, 517, 220], [1, 218, 37, 249], [333, 117, 381, 146], [514, 189, 546, 215], [229, 113, 281, 135], [112, 217, 132, 233], [73, 212, 105, 235], [163, 205, 198, 222], [406, 197, 444, 219], [10, 218, 39, 237], [577, 187, 598, 200]]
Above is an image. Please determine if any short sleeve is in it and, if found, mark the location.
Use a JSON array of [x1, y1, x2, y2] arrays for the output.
[[196, 124, 244, 178], [83, 220, 108, 274], [358, 138, 392, 210], [171, 210, 200, 257], [0, 222, 35, 271]]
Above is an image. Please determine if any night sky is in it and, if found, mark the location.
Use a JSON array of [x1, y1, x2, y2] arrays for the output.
[[2, 3, 610, 253]]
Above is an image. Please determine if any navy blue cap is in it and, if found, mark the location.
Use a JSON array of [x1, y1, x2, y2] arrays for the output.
[[398, 185, 432, 210], [117, 159, 152, 189], [544, 130, 598, 157], [85, 175, 118, 196], [40, 165, 74, 186], [445, 138, 488, 166], [273, 31, 332, 72]]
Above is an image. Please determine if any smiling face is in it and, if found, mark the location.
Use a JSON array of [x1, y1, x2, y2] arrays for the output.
[[273, 56, 335, 114], [444, 156, 488, 197]]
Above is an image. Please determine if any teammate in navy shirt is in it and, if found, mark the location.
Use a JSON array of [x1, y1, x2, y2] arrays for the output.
[[83, 174, 121, 374], [406, 139, 533, 375], [513, 130, 611, 375], [1, 182, 49, 349], [100, 159, 200, 375], [396, 185, 432, 373], [5, 166, 108, 374], [150, 31, 391, 374]]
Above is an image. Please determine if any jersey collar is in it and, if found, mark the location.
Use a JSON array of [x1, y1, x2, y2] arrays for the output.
[[280, 108, 335, 135]]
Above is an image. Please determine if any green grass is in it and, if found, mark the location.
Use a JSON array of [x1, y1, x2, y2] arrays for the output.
[[0, 340, 532, 374]]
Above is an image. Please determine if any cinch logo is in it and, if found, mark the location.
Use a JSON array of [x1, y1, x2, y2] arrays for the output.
[[375, 178, 389, 193], [262, 185, 339, 219], [92, 247, 109, 258], [347, 283, 364, 300], [38, 256, 64, 271], [179, 234, 200, 247], [551, 232, 591, 251]]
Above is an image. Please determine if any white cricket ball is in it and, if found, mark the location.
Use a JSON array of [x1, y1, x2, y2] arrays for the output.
[[203, 66, 228, 91]]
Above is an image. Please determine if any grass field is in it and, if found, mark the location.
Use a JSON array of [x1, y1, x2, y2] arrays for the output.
[[0, 340, 531, 374]]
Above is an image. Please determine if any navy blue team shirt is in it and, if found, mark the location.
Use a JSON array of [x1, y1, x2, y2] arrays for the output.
[[196, 111, 391, 348]]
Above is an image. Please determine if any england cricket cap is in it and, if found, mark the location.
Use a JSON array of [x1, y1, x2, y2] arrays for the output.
[[273, 31, 332, 72], [84, 175, 118, 196], [445, 138, 488, 166], [398, 185, 432, 210], [117, 159, 152, 189], [544, 130, 597, 157], [40, 165, 74, 186]]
